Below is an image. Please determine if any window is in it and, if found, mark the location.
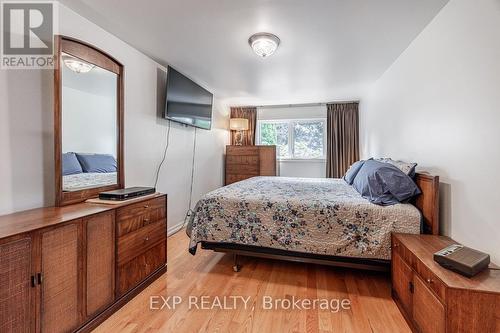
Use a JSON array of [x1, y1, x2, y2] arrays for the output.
[[257, 119, 326, 159]]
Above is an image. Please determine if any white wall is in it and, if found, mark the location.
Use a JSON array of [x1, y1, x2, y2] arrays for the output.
[[62, 87, 117, 156], [0, 3, 229, 232], [258, 104, 327, 178], [62, 64, 117, 155], [360, 0, 500, 262]]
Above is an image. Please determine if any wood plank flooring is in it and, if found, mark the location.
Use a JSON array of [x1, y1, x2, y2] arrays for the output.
[[93, 231, 411, 333]]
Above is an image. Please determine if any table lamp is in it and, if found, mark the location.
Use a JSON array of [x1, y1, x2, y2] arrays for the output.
[[229, 118, 249, 145]]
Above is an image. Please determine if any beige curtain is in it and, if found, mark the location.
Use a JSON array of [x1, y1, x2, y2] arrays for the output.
[[230, 107, 257, 145], [326, 102, 360, 178]]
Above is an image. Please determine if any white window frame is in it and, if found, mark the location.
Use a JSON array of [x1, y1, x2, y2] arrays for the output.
[[256, 118, 327, 161]]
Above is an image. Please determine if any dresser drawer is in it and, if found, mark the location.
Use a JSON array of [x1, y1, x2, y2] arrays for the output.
[[392, 234, 402, 255], [117, 196, 166, 236], [226, 155, 259, 165], [117, 241, 166, 295], [415, 260, 446, 302], [226, 146, 259, 155], [117, 219, 166, 266], [226, 163, 259, 175], [392, 235, 416, 269]]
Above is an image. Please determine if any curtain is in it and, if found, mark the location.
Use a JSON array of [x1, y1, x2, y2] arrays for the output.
[[326, 102, 360, 178], [230, 107, 257, 145]]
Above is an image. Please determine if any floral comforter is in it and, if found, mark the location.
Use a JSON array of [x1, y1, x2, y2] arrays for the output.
[[187, 177, 421, 260]]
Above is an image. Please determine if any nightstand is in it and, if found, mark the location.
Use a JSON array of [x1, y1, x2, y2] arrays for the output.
[[391, 233, 500, 333]]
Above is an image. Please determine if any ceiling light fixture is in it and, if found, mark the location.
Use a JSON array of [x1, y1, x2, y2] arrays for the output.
[[248, 32, 280, 58], [62, 54, 95, 73]]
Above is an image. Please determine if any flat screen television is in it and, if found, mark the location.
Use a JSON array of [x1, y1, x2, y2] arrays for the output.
[[164, 66, 213, 130]]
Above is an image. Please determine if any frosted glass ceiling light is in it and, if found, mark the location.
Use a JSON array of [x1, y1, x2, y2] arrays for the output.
[[248, 33, 280, 58], [62, 54, 95, 73]]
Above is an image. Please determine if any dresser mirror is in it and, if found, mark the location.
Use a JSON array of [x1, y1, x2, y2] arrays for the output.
[[54, 36, 124, 206]]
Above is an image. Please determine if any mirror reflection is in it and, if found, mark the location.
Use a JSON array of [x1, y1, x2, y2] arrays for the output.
[[61, 53, 118, 192]]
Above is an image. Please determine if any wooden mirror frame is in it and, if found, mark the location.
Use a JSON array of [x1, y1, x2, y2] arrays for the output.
[[54, 35, 124, 206]]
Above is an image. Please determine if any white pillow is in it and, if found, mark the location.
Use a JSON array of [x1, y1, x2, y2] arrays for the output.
[[375, 158, 417, 177]]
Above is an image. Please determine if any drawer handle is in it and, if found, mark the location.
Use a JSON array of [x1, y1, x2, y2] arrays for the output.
[[393, 243, 398, 248], [145, 236, 150, 241], [143, 218, 150, 223], [426, 278, 433, 284], [144, 205, 150, 209]]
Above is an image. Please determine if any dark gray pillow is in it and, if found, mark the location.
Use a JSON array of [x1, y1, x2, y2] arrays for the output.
[[76, 153, 117, 173], [343, 160, 365, 185], [352, 160, 421, 205], [62, 152, 83, 176]]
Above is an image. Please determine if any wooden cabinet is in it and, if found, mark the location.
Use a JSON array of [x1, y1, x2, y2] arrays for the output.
[[412, 275, 445, 333], [85, 211, 115, 318], [40, 223, 81, 333], [392, 233, 500, 333], [225, 145, 276, 185], [0, 237, 34, 333], [0, 194, 167, 333], [392, 252, 413, 316]]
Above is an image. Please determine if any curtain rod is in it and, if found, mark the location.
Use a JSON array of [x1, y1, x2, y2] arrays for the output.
[[233, 100, 360, 109]]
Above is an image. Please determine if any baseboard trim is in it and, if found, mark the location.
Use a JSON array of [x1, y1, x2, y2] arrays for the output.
[[167, 220, 185, 236]]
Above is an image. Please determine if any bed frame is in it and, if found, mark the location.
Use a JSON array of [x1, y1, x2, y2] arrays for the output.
[[200, 172, 440, 272]]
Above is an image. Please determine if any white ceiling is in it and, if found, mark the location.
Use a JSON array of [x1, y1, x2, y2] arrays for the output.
[[60, 0, 448, 106]]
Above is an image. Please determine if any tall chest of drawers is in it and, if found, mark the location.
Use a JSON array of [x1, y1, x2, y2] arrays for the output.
[[225, 145, 277, 185]]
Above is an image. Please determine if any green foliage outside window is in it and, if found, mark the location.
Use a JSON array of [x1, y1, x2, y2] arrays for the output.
[[259, 120, 324, 159]]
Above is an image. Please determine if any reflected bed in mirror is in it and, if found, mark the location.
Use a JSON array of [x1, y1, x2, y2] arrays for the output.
[[62, 152, 117, 192], [55, 36, 124, 206]]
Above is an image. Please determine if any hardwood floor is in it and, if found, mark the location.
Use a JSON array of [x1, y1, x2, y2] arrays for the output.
[[93, 231, 411, 333]]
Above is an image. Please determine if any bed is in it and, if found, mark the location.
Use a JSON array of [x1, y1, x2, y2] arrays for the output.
[[187, 173, 439, 271], [63, 172, 117, 192], [62, 152, 118, 192]]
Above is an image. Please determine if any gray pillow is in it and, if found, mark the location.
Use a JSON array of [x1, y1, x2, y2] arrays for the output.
[[375, 157, 417, 177], [76, 153, 117, 173], [62, 152, 83, 176], [352, 160, 421, 205], [343, 160, 365, 185]]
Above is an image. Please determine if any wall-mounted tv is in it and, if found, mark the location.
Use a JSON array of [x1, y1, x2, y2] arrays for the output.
[[164, 66, 213, 130]]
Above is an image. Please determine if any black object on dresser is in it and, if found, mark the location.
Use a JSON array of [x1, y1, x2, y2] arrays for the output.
[[99, 187, 156, 201], [433, 244, 490, 277]]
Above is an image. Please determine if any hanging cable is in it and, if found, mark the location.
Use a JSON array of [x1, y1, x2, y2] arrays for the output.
[[153, 120, 171, 189], [183, 127, 197, 228]]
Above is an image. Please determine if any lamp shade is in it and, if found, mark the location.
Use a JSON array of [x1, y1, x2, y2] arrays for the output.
[[229, 118, 249, 131]]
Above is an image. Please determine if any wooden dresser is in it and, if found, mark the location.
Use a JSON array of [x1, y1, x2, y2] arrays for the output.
[[225, 145, 277, 185], [0, 194, 167, 333], [392, 233, 500, 333]]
